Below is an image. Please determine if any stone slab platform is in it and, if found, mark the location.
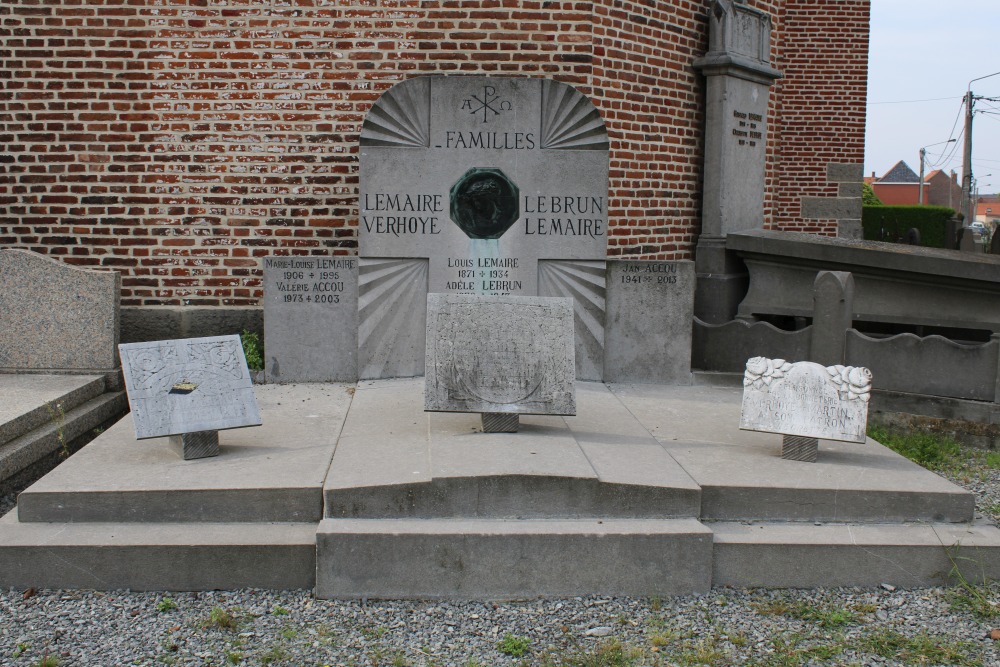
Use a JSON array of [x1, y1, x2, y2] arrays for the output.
[[0, 374, 107, 446], [3, 378, 1000, 593], [16, 383, 354, 523]]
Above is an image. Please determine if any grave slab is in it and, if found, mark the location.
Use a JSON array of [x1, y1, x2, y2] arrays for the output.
[[0, 374, 107, 446], [16, 383, 354, 523]]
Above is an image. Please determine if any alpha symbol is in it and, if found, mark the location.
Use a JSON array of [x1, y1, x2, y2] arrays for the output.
[[461, 85, 513, 123]]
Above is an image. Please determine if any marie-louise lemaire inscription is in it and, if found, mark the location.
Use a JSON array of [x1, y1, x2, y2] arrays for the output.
[[359, 76, 608, 296]]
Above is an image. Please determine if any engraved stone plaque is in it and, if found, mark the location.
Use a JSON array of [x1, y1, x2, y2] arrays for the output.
[[604, 260, 695, 384], [359, 76, 609, 379], [424, 293, 576, 415], [119, 335, 262, 440], [263, 255, 359, 383], [739, 357, 871, 443]]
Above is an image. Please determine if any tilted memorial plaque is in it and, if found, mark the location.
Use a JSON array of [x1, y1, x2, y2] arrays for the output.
[[739, 357, 871, 461], [119, 335, 262, 440], [424, 293, 576, 416]]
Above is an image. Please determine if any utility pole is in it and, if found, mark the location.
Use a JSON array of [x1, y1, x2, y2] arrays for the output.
[[919, 139, 955, 205], [961, 90, 974, 221], [961, 71, 1000, 222]]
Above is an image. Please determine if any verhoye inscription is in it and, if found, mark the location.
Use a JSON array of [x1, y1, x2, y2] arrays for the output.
[[118, 335, 262, 440], [739, 357, 872, 443], [424, 293, 576, 415], [263, 256, 359, 383], [359, 76, 609, 298]]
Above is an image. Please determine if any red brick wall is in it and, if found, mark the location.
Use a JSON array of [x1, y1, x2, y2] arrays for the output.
[[766, 0, 870, 233], [0, 0, 869, 306]]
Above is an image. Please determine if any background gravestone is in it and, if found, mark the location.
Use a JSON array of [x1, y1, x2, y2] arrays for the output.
[[358, 76, 609, 380], [424, 294, 575, 416], [118, 335, 261, 440], [603, 260, 695, 384], [0, 249, 120, 371], [263, 256, 358, 383]]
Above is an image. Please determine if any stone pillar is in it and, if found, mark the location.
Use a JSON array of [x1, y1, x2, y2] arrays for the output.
[[693, 0, 781, 324], [809, 271, 854, 366]]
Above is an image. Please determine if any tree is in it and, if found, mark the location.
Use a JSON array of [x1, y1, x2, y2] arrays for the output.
[[862, 182, 882, 206]]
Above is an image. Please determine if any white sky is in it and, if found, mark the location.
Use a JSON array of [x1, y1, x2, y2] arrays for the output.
[[866, 0, 1000, 194]]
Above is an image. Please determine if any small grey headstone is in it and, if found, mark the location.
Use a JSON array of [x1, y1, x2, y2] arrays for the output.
[[603, 260, 694, 384], [0, 249, 120, 371], [119, 335, 262, 440], [739, 357, 871, 444], [424, 293, 576, 415], [263, 256, 359, 383]]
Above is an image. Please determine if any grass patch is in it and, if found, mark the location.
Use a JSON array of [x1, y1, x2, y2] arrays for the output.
[[534, 639, 646, 667], [746, 632, 847, 667], [155, 597, 178, 613], [753, 598, 858, 628], [867, 425, 963, 471], [859, 629, 982, 666]]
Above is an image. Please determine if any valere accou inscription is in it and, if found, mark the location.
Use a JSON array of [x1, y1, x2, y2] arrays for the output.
[[266, 257, 355, 306]]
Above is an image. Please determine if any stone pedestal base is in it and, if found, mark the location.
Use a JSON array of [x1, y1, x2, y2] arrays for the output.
[[781, 435, 818, 463], [169, 430, 220, 460], [481, 413, 519, 433]]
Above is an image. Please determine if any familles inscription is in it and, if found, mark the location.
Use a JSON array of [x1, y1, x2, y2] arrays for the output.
[[739, 357, 872, 462]]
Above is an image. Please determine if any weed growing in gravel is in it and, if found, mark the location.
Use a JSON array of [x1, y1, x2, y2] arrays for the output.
[[671, 635, 730, 666], [271, 605, 289, 616], [155, 597, 178, 613], [533, 639, 645, 667], [497, 632, 531, 657], [259, 644, 288, 665], [32, 656, 60, 667], [859, 628, 981, 666], [223, 648, 242, 664], [279, 625, 298, 640], [945, 543, 1000, 618], [753, 598, 857, 627], [12, 643, 29, 658], [746, 631, 847, 667], [203, 606, 239, 630]]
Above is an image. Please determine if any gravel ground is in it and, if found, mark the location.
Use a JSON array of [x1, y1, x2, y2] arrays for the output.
[[2, 443, 1000, 665]]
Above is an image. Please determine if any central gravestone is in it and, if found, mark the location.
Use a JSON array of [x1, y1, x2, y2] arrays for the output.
[[358, 76, 609, 380]]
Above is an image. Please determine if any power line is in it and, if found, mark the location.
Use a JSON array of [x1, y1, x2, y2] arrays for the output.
[[867, 95, 961, 105]]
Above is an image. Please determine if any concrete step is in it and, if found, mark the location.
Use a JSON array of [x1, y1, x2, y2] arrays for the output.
[[0, 390, 127, 483], [0, 374, 108, 447], [315, 517, 713, 599], [0, 512, 315, 591], [711, 519, 1000, 589], [16, 383, 352, 523]]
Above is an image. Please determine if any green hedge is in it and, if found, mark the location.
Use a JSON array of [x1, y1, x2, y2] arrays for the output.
[[862, 205, 954, 248]]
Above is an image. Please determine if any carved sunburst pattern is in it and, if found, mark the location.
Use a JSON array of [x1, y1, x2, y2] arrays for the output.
[[539, 80, 610, 150], [538, 260, 606, 380], [357, 258, 429, 379], [360, 77, 431, 148]]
